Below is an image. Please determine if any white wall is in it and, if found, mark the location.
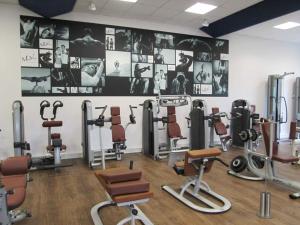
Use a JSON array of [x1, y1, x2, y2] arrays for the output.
[[0, 3, 299, 159]]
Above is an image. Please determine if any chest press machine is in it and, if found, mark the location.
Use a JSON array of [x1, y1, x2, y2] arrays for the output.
[[82, 100, 137, 169]]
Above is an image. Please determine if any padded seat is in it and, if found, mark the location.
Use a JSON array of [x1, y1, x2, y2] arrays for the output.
[[42, 120, 63, 127], [1, 156, 28, 176], [106, 179, 150, 196], [111, 125, 126, 142], [47, 144, 67, 151], [96, 167, 141, 183], [187, 148, 221, 158], [7, 187, 26, 211], [51, 133, 61, 139], [262, 122, 298, 163], [2, 175, 27, 189]]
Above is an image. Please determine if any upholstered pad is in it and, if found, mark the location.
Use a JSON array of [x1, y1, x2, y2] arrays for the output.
[[111, 107, 120, 116], [2, 175, 27, 189], [174, 161, 185, 169], [47, 144, 67, 151], [95, 168, 142, 184], [106, 179, 150, 196], [168, 115, 177, 123], [214, 122, 228, 135], [187, 148, 221, 159], [42, 120, 63, 127], [168, 123, 182, 138], [7, 187, 26, 211], [1, 156, 28, 176], [112, 125, 126, 142], [111, 116, 121, 125], [289, 121, 297, 140], [112, 191, 153, 204], [167, 106, 175, 115], [51, 133, 61, 139], [212, 107, 219, 114]]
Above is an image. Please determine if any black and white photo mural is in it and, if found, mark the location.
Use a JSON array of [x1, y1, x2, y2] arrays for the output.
[[20, 15, 229, 96]]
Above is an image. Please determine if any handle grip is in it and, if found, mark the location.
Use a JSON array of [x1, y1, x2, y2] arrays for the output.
[[40, 100, 50, 121]]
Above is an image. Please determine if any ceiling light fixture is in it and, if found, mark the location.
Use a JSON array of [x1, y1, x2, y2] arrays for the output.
[[202, 19, 209, 27], [89, 1, 96, 11], [185, 2, 217, 15], [119, 0, 138, 3], [274, 21, 300, 30]]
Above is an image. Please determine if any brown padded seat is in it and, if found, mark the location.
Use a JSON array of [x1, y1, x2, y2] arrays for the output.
[[95, 167, 141, 183], [112, 191, 153, 204], [1, 156, 28, 176], [262, 122, 298, 163], [51, 133, 61, 139], [106, 179, 150, 196], [2, 175, 27, 189], [47, 144, 67, 151], [42, 120, 63, 127], [187, 148, 221, 158], [6, 187, 26, 211]]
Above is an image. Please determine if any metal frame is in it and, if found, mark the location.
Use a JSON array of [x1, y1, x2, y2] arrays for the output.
[[91, 192, 153, 225], [162, 158, 231, 213], [0, 187, 29, 225], [246, 122, 300, 198]]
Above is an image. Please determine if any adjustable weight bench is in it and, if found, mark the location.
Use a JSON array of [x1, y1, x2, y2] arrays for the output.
[[91, 167, 154, 225], [162, 148, 231, 213]]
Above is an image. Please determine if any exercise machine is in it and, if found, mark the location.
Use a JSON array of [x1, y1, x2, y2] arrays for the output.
[[13, 100, 71, 170], [267, 72, 294, 140], [91, 162, 154, 225], [227, 114, 265, 181], [208, 107, 232, 152], [162, 148, 231, 213], [230, 99, 251, 148], [82, 101, 136, 169], [0, 156, 31, 225], [245, 121, 300, 199], [40, 100, 72, 169], [141, 95, 192, 160]]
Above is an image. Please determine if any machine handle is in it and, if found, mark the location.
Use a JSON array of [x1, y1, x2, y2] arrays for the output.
[[40, 100, 50, 121], [51, 100, 63, 120], [95, 105, 108, 116], [129, 105, 137, 124], [281, 96, 288, 123]]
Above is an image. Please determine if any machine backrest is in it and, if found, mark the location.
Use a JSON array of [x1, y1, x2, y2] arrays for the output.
[[289, 121, 297, 140], [211, 107, 227, 135], [110, 107, 125, 142], [167, 106, 182, 138], [261, 122, 278, 156]]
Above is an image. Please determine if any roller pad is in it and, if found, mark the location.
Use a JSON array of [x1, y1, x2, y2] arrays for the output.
[[42, 121, 63, 127]]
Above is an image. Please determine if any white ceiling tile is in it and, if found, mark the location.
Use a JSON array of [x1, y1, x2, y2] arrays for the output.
[[125, 3, 157, 16], [102, 0, 134, 12], [136, 0, 169, 7], [151, 7, 181, 19], [159, 0, 196, 11]]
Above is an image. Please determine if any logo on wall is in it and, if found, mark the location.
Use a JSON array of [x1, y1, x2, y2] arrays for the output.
[[20, 15, 229, 97]]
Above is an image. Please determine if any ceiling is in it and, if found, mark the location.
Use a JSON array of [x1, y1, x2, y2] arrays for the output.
[[1, 0, 300, 43]]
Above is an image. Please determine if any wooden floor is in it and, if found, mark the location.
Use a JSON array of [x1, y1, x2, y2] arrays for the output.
[[21, 148, 300, 225]]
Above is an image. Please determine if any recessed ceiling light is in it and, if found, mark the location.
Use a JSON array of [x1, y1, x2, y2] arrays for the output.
[[89, 1, 96, 11], [274, 22, 300, 30], [185, 2, 217, 15], [119, 0, 138, 2]]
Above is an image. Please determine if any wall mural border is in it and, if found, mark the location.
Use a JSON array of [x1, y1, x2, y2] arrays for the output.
[[20, 15, 229, 97]]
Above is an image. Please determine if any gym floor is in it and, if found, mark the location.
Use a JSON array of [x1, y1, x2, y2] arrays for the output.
[[22, 148, 300, 225]]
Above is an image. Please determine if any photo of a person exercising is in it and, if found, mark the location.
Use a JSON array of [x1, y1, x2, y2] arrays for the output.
[[130, 63, 151, 95]]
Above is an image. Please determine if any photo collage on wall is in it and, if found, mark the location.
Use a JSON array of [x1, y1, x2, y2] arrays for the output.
[[20, 15, 229, 96]]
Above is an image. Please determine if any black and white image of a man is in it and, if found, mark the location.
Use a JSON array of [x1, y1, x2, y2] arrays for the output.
[[132, 54, 147, 63], [130, 63, 152, 95], [115, 29, 131, 51], [70, 57, 80, 69], [21, 68, 51, 94], [194, 62, 212, 84], [212, 60, 228, 95], [153, 65, 167, 94], [170, 72, 191, 95], [81, 58, 105, 87], [154, 48, 175, 64], [39, 50, 53, 68], [132, 31, 154, 55], [39, 24, 55, 39], [154, 33, 174, 49], [20, 17, 38, 48], [106, 51, 131, 77], [54, 40, 69, 68], [176, 51, 193, 73], [106, 35, 115, 50]]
